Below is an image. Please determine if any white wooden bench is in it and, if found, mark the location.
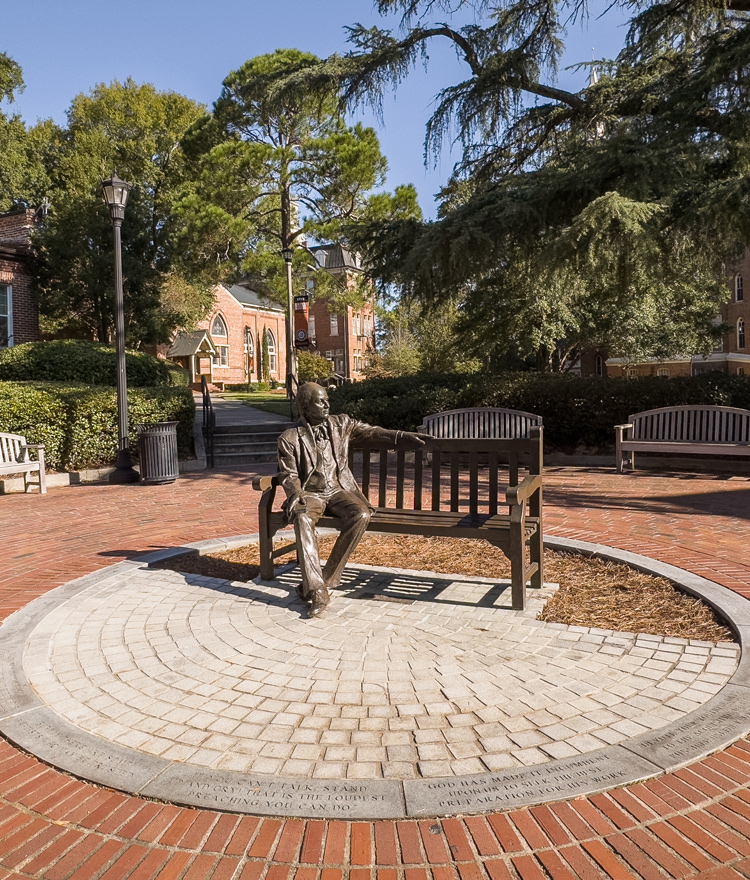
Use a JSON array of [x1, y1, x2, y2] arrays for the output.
[[615, 405, 750, 473], [0, 433, 47, 493]]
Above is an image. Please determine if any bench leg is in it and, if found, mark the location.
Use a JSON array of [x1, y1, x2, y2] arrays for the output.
[[529, 528, 543, 591], [37, 452, 46, 494], [508, 529, 526, 611]]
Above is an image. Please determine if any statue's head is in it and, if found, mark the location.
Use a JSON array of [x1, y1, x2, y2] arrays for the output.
[[297, 382, 329, 425]]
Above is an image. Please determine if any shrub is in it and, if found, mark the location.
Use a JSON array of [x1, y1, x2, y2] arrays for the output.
[[298, 350, 333, 383], [0, 380, 194, 471], [0, 340, 174, 387], [165, 362, 189, 386], [0, 382, 68, 468], [329, 371, 750, 451], [60, 385, 195, 471]]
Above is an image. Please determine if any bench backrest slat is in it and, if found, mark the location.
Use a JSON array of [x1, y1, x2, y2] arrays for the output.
[[396, 449, 406, 508], [420, 407, 543, 440], [450, 450, 460, 512], [630, 405, 750, 443], [0, 433, 26, 465], [379, 449, 388, 506]]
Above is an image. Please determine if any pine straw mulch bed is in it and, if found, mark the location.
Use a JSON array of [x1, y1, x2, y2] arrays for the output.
[[153, 534, 735, 643]]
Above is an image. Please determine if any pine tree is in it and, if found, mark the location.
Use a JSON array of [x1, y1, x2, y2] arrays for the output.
[[273, 1, 750, 369]]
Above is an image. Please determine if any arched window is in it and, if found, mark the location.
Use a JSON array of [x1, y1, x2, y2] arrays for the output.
[[265, 329, 277, 373], [736, 275, 744, 303], [211, 313, 229, 366], [211, 314, 228, 337], [738, 318, 746, 350], [244, 327, 254, 374]]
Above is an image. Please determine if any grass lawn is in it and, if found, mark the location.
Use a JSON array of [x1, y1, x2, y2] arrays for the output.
[[221, 390, 297, 419]]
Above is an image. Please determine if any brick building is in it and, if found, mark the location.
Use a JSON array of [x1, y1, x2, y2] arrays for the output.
[[167, 244, 377, 389], [305, 244, 376, 381], [0, 208, 40, 349], [583, 252, 750, 378], [168, 283, 287, 389]]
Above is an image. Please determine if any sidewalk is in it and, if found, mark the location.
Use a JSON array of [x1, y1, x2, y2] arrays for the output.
[[2, 467, 750, 878], [196, 392, 293, 426]]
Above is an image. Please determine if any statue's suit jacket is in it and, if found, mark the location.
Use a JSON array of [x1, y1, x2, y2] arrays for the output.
[[277, 414, 402, 512]]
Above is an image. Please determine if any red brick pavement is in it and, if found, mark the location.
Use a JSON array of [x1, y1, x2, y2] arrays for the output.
[[3, 465, 750, 879]]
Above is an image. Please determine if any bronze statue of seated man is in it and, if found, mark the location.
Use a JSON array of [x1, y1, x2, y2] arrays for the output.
[[277, 382, 432, 618]]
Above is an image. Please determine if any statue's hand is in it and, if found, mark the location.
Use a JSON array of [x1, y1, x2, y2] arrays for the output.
[[401, 432, 434, 449], [286, 492, 307, 521]]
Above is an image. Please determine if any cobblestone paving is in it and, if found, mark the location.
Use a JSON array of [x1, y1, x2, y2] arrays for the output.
[[4, 466, 750, 878], [25, 559, 737, 782]]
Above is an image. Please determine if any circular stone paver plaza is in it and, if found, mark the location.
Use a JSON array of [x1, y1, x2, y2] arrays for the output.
[[2, 529, 749, 821], [4, 466, 750, 878]]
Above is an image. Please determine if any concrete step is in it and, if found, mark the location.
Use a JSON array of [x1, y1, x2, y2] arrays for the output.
[[213, 451, 279, 465], [212, 441, 279, 455]]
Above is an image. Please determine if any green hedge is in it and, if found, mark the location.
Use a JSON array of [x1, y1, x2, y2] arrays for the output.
[[0, 383, 68, 468], [329, 372, 750, 451], [0, 381, 194, 471], [0, 340, 186, 387]]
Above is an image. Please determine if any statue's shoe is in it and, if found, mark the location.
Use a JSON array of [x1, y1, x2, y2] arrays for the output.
[[308, 588, 330, 618]]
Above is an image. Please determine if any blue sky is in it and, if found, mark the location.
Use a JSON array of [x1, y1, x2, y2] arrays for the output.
[[2, 1, 630, 218]]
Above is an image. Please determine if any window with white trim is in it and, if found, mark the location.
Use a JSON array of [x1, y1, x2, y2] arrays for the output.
[[330, 314, 339, 336], [0, 284, 11, 348], [738, 317, 746, 350], [595, 355, 603, 376], [266, 329, 277, 373], [308, 314, 316, 340], [657, 368, 670, 377], [736, 274, 744, 303], [211, 313, 229, 366]]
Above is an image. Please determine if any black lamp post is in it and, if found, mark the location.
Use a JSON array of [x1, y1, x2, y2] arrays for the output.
[[101, 174, 139, 484], [282, 246, 298, 399]]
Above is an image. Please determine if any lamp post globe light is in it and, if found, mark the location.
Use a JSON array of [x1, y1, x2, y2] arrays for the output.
[[282, 246, 298, 398], [101, 174, 139, 484]]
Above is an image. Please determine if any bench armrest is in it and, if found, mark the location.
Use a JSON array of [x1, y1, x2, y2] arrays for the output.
[[506, 473, 542, 506], [252, 474, 280, 492], [23, 444, 45, 451], [614, 423, 633, 432]]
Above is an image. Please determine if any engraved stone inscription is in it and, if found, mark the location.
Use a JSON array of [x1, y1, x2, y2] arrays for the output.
[[0, 709, 165, 790], [624, 686, 750, 769], [141, 767, 405, 819], [404, 749, 660, 816]]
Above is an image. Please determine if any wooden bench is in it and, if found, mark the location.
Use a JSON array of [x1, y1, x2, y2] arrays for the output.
[[252, 429, 544, 610], [419, 407, 543, 440], [615, 405, 750, 473], [0, 432, 47, 494]]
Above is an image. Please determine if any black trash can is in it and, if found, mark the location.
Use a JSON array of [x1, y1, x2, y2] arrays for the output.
[[136, 421, 179, 484]]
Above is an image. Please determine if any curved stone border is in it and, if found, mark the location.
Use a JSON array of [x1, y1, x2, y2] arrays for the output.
[[0, 533, 749, 819]]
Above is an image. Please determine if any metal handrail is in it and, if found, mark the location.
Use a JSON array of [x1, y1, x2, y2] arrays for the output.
[[201, 375, 215, 468]]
